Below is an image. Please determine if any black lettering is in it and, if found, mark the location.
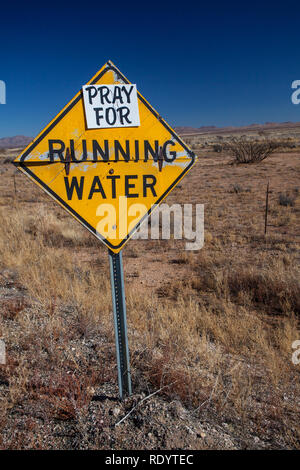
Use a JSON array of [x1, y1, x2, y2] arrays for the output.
[[107, 175, 120, 198], [144, 140, 159, 162], [112, 86, 123, 104], [48, 140, 65, 162], [125, 175, 138, 198], [70, 139, 87, 162], [118, 106, 131, 125], [64, 176, 84, 200], [106, 107, 117, 125], [114, 140, 130, 161], [85, 86, 97, 105], [92, 140, 109, 161], [134, 140, 140, 162], [94, 108, 104, 126], [122, 85, 134, 103], [88, 176, 106, 199], [143, 175, 157, 197], [163, 140, 177, 162], [99, 86, 111, 104], [81, 140, 88, 161], [70, 139, 76, 161]]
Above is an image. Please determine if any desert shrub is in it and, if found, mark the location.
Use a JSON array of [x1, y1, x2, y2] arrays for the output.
[[3, 156, 13, 164], [224, 138, 282, 163], [226, 268, 300, 315], [212, 144, 222, 153], [193, 264, 300, 315], [231, 184, 243, 193], [278, 192, 297, 207], [229, 183, 251, 194]]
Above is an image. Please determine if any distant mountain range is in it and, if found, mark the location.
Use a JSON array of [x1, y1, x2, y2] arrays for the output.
[[1, 121, 300, 149], [174, 126, 218, 133], [0, 135, 33, 149], [174, 122, 300, 135]]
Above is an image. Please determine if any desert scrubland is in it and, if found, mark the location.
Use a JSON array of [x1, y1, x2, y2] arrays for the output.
[[0, 126, 299, 449]]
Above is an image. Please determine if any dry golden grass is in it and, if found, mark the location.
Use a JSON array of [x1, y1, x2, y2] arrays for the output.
[[0, 140, 299, 449]]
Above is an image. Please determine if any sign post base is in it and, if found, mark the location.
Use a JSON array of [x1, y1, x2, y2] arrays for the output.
[[108, 249, 132, 399]]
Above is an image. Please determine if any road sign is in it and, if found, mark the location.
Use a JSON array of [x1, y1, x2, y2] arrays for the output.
[[14, 61, 198, 399], [14, 61, 196, 253]]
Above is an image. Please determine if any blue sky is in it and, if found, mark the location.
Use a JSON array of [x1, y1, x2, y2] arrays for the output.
[[1, 1, 300, 137]]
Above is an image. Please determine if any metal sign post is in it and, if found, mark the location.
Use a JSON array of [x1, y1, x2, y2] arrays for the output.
[[264, 181, 269, 235], [108, 249, 132, 399]]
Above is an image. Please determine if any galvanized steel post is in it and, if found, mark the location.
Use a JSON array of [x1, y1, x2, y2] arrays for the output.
[[264, 181, 269, 235], [108, 249, 132, 399]]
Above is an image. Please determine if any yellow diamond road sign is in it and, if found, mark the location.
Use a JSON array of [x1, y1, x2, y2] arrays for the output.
[[14, 61, 197, 253]]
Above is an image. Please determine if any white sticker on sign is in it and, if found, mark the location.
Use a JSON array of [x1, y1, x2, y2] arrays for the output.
[[82, 84, 140, 129]]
